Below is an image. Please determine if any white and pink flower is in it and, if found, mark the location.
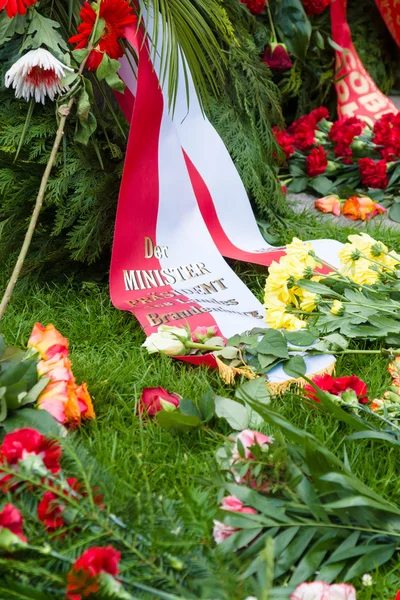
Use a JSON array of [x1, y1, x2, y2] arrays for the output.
[[213, 495, 257, 544], [5, 49, 73, 104], [291, 581, 356, 599]]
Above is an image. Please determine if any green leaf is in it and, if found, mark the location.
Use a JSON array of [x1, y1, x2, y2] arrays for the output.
[[214, 396, 249, 430], [0, 360, 37, 388], [156, 410, 201, 433], [0, 12, 26, 45], [343, 544, 397, 581], [0, 396, 7, 423], [199, 389, 215, 422], [296, 279, 342, 298], [287, 177, 308, 193], [284, 330, 318, 346], [283, 355, 306, 378], [256, 330, 289, 359], [275, 0, 311, 61], [310, 176, 334, 196], [0, 580, 55, 600], [179, 398, 202, 419], [389, 202, 400, 223], [21, 10, 68, 57], [96, 55, 126, 93], [2, 408, 66, 437], [75, 112, 97, 145], [76, 85, 91, 123], [20, 377, 50, 406], [236, 378, 270, 406], [258, 354, 280, 369], [72, 48, 90, 63]]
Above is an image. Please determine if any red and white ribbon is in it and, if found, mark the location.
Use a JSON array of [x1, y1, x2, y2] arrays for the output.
[[110, 19, 337, 382]]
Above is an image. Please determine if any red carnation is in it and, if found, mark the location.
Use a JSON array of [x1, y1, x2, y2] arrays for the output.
[[38, 478, 103, 530], [0, 428, 61, 491], [272, 126, 295, 160], [263, 43, 292, 71], [66, 546, 121, 600], [302, 0, 330, 16], [69, 0, 137, 71], [288, 108, 328, 151], [309, 107, 329, 123], [329, 117, 364, 163], [359, 157, 388, 189], [373, 112, 400, 160], [239, 0, 266, 14], [304, 374, 369, 403], [292, 121, 316, 151], [0, 504, 27, 543], [139, 387, 180, 416], [306, 145, 328, 176], [0, 0, 37, 18]]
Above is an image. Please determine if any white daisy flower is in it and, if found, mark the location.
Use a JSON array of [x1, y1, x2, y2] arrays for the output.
[[5, 48, 73, 104], [362, 573, 373, 586]]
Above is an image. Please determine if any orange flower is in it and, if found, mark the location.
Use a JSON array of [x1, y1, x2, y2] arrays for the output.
[[315, 195, 341, 216], [28, 323, 68, 360], [75, 383, 96, 421], [37, 354, 75, 383], [342, 196, 386, 221], [37, 381, 79, 425]]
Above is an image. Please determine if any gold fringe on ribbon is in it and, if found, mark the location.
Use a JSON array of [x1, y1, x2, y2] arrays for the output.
[[266, 361, 336, 395], [215, 356, 256, 385]]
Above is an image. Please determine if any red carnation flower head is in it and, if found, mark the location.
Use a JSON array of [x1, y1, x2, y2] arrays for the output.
[[302, 0, 330, 16], [69, 0, 137, 71], [309, 106, 329, 123], [288, 109, 328, 152], [38, 478, 104, 531], [359, 157, 388, 189], [66, 546, 121, 600], [272, 126, 295, 160], [239, 0, 267, 15], [0, 428, 61, 491], [304, 374, 369, 404], [329, 116, 364, 163], [373, 112, 400, 161], [0, 0, 37, 18], [306, 145, 328, 177], [0, 504, 27, 548], [139, 387, 180, 417], [263, 43, 292, 71]]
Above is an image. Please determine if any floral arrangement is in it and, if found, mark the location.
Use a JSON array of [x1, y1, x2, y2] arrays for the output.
[[264, 234, 400, 338], [0, 425, 200, 599], [0, 322, 94, 428], [274, 108, 400, 222], [28, 323, 95, 426], [211, 409, 400, 595]]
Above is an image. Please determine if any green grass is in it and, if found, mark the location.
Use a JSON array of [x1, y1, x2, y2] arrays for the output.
[[2, 213, 400, 598]]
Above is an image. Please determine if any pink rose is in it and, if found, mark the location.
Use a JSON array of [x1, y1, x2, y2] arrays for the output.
[[291, 581, 356, 600], [139, 387, 180, 416], [232, 429, 273, 461], [213, 495, 257, 544], [192, 326, 219, 343]]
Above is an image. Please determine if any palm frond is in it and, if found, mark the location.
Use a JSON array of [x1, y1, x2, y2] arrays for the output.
[[138, 0, 234, 108]]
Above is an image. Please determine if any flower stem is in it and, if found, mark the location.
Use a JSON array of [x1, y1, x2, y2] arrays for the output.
[[0, 47, 92, 321], [186, 341, 224, 352], [265, 2, 278, 44]]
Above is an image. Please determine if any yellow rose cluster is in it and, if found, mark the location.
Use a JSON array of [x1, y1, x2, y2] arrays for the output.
[[338, 233, 400, 285], [264, 238, 321, 330]]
